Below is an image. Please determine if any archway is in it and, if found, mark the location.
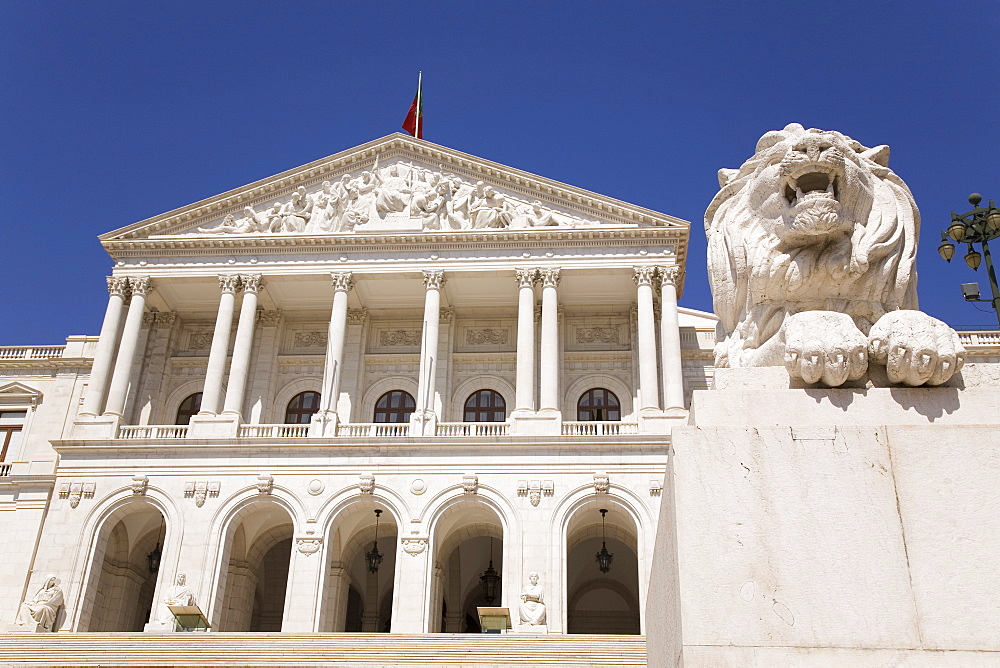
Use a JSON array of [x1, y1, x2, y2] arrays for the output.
[[431, 500, 504, 633], [215, 500, 294, 631], [565, 501, 641, 634], [322, 499, 399, 632], [83, 501, 166, 631]]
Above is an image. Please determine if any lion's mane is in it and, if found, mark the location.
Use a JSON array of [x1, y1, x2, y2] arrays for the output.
[[706, 124, 919, 368]]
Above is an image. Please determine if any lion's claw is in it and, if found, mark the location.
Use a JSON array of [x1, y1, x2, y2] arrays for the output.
[[868, 311, 965, 386]]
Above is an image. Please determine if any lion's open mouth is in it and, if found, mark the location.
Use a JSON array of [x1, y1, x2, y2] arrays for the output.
[[784, 171, 838, 206]]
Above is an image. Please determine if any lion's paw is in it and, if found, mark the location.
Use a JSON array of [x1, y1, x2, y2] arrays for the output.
[[869, 311, 965, 386], [783, 311, 868, 386]]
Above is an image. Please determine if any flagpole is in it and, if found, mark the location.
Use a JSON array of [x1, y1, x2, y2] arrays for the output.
[[416, 71, 422, 139]]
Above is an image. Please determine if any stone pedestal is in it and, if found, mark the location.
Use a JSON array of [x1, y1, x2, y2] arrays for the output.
[[509, 410, 561, 436], [515, 624, 548, 634], [72, 415, 122, 440], [186, 413, 239, 439]]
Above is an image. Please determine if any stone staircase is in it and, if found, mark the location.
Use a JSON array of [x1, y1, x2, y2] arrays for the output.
[[0, 633, 646, 667]]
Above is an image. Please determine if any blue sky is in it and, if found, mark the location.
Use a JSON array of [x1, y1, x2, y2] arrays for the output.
[[2, 1, 998, 343]]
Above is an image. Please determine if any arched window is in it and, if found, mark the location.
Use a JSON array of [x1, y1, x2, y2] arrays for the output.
[[464, 390, 506, 422], [285, 391, 321, 424], [373, 390, 415, 423], [577, 388, 620, 421], [175, 393, 202, 425]]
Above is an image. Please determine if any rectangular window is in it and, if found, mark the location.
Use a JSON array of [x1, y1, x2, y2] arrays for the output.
[[0, 411, 26, 461]]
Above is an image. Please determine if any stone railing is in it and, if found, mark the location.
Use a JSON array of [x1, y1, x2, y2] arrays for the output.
[[238, 424, 310, 438], [679, 329, 716, 349], [561, 421, 639, 436], [436, 422, 509, 437], [336, 423, 410, 438], [0, 463, 11, 477], [0, 346, 65, 360], [958, 330, 1000, 346], [117, 425, 189, 439]]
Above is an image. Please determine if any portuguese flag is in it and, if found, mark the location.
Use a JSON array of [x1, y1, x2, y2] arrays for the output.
[[401, 72, 423, 139]]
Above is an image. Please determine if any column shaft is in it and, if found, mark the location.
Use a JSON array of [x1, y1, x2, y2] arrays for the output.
[[514, 269, 537, 412], [200, 275, 242, 415], [634, 267, 660, 412], [104, 277, 152, 417], [222, 275, 261, 417], [80, 277, 130, 416], [415, 271, 444, 421], [538, 269, 561, 412], [659, 266, 685, 410], [318, 273, 353, 415]]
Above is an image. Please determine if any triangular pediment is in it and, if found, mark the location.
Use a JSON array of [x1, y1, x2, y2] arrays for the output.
[[0, 382, 43, 407], [100, 134, 688, 245]]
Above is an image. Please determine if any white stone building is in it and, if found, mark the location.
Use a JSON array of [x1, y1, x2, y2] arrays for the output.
[[0, 134, 718, 637]]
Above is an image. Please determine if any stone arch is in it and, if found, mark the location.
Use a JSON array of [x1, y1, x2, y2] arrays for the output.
[[320, 496, 401, 633], [449, 375, 514, 422], [69, 489, 180, 632], [204, 493, 300, 631], [158, 380, 204, 425], [359, 376, 419, 423], [562, 374, 635, 421], [269, 377, 322, 424]]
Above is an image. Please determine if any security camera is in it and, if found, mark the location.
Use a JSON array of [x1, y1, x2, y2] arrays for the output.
[[961, 283, 981, 301]]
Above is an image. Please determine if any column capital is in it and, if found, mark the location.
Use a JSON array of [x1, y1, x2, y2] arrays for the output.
[[331, 272, 354, 293], [241, 274, 263, 294], [440, 307, 455, 323], [153, 311, 178, 329], [106, 276, 131, 298], [346, 308, 368, 325], [633, 266, 656, 287], [657, 265, 682, 288], [129, 276, 153, 297], [539, 268, 561, 288], [422, 270, 446, 290], [218, 274, 242, 294], [256, 309, 282, 326], [515, 268, 538, 288]]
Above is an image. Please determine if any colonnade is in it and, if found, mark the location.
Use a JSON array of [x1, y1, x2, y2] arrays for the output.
[[79, 265, 686, 428]]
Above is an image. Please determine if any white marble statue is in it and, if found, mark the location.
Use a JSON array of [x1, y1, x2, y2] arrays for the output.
[[157, 572, 196, 624], [518, 572, 546, 625], [706, 123, 965, 387], [15, 575, 63, 631]]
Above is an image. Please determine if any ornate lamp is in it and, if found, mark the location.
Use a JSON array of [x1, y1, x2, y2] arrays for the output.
[[147, 516, 164, 575], [479, 538, 501, 605], [939, 194, 1000, 328], [595, 508, 614, 574], [365, 509, 384, 574]]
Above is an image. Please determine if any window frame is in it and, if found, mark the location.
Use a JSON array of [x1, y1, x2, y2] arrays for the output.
[[284, 391, 322, 424], [373, 390, 416, 424], [463, 389, 507, 423], [576, 388, 621, 422], [175, 392, 203, 425]]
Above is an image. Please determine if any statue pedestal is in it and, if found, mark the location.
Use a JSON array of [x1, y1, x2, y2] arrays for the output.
[[10, 622, 48, 633], [515, 624, 548, 634]]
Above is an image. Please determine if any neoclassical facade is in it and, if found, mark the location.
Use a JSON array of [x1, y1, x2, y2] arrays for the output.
[[0, 135, 719, 636]]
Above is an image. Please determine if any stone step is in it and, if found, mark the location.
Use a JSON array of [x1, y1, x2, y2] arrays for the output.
[[0, 632, 646, 667]]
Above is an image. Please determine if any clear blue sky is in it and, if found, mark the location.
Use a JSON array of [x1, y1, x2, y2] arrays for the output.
[[2, 1, 998, 344]]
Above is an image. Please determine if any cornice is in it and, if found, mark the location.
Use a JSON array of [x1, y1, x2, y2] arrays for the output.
[[0, 358, 94, 371]]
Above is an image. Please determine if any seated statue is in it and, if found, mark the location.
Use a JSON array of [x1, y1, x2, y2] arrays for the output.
[[15, 575, 63, 631], [518, 572, 546, 625], [157, 572, 195, 624]]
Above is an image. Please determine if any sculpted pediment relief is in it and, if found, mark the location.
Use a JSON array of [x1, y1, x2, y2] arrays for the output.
[[102, 135, 685, 242], [193, 159, 602, 237]]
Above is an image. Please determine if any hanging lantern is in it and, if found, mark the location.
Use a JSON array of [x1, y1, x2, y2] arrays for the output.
[[365, 509, 384, 574], [965, 247, 982, 271], [147, 516, 165, 575], [595, 508, 614, 574], [479, 537, 501, 605]]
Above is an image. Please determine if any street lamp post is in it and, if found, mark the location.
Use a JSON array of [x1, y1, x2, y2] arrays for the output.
[[938, 193, 1000, 328]]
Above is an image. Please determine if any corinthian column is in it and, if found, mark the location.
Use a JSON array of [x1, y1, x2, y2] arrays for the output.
[[634, 267, 660, 413], [222, 275, 262, 418], [81, 276, 131, 417], [658, 266, 685, 410], [514, 269, 538, 413], [538, 268, 561, 412], [200, 275, 242, 415], [312, 273, 353, 434], [413, 270, 444, 435], [104, 277, 153, 418]]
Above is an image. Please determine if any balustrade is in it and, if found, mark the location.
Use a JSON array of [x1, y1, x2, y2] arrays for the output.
[[561, 421, 639, 436], [0, 346, 65, 360]]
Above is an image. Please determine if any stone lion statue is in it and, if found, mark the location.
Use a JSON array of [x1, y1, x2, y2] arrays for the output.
[[706, 123, 964, 387]]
